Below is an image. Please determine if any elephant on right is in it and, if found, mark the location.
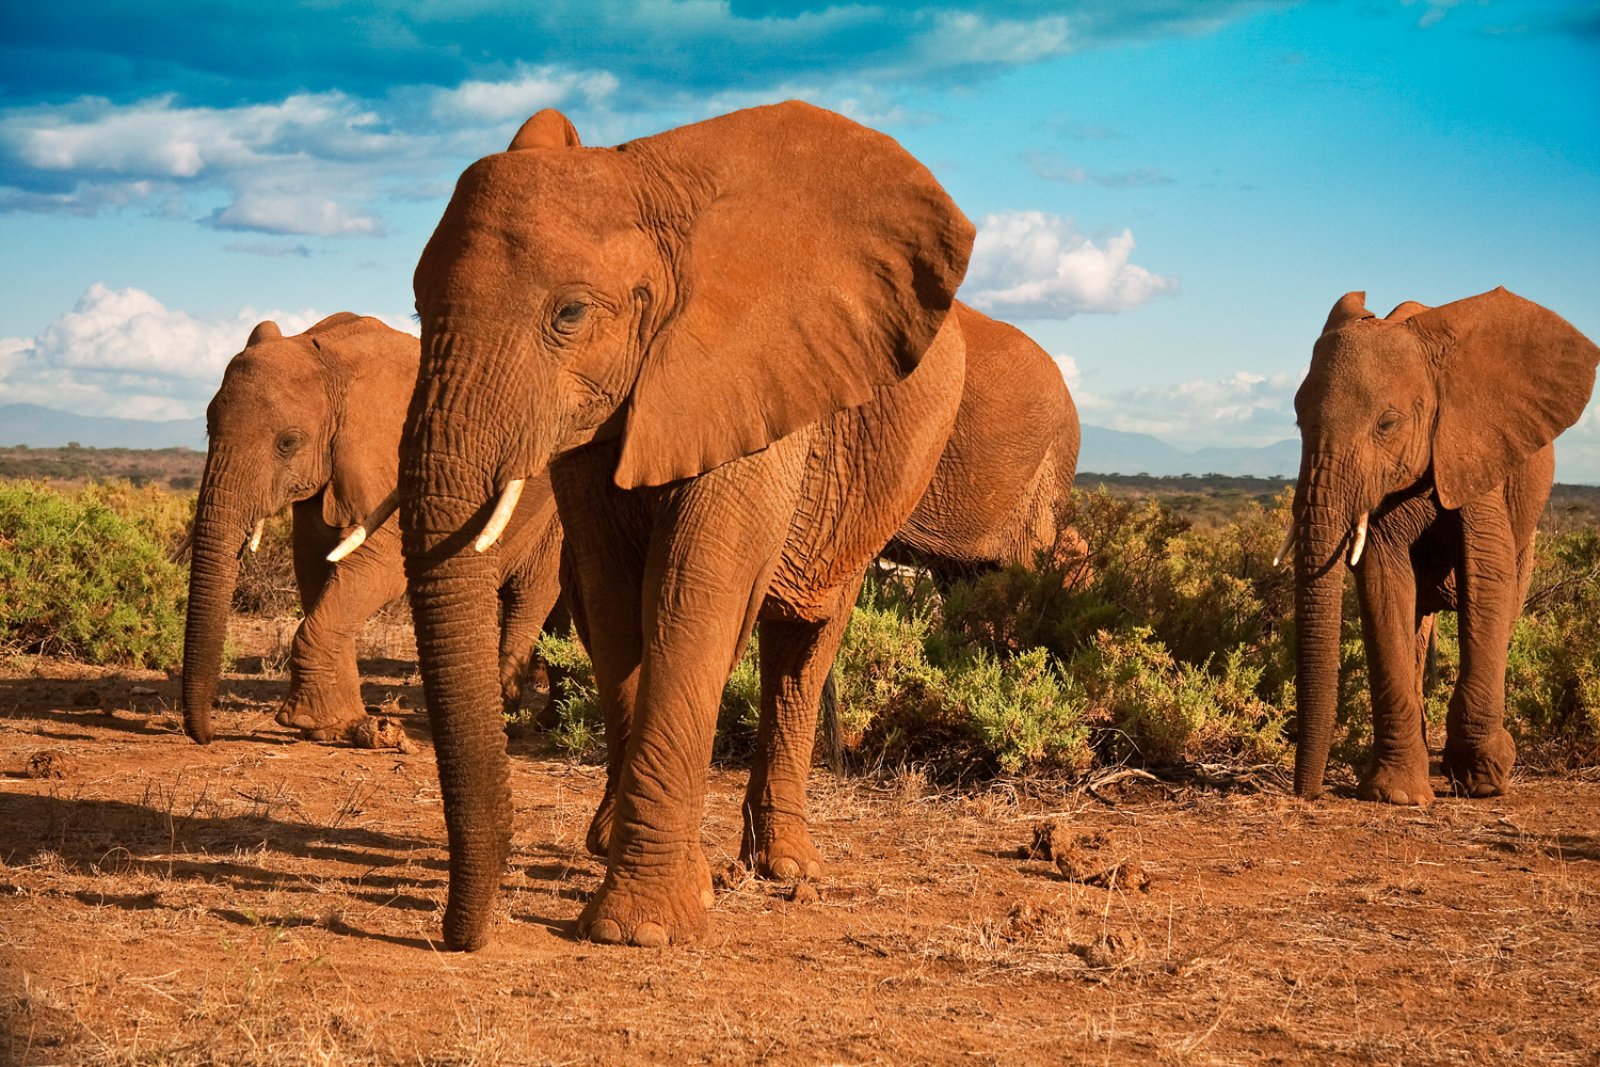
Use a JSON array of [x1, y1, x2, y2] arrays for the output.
[[1288, 287, 1599, 804]]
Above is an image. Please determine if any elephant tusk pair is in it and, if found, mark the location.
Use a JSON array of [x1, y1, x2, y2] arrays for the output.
[[1271, 511, 1369, 568], [325, 489, 401, 563], [1349, 511, 1369, 567], [473, 479, 524, 553]]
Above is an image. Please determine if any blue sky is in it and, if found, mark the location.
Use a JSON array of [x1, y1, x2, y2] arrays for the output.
[[2, 0, 1597, 478]]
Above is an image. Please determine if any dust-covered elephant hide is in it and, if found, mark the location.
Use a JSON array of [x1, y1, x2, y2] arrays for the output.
[[1286, 288, 1599, 804], [401, 102, 974, 950], [180, 314, 564, 745]]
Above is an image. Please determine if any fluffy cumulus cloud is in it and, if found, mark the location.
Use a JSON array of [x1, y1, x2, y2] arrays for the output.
[[1, 3, 1282, 107], [0, 92, 405, 235], [0, 284, 390, 420], [433, 66, 622, 123], [1086, 370, 1300, 449], [0, 3, 1284, 234], [962, 211, 1179, 319]]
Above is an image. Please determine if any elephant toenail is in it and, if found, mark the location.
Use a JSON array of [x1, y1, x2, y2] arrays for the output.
[[769, 858, 800, 880], [631, 922, 668, 948], [585, 918, 624, 944], [700, 888, 715, 908]]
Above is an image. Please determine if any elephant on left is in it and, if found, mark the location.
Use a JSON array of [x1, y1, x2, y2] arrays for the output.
[[181, 313, 565, 745]]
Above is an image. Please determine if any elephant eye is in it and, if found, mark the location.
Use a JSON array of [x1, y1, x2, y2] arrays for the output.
[[276, 430, 306, 456], [552, 301, 590, 335], [1377, 410, 1403, 435]]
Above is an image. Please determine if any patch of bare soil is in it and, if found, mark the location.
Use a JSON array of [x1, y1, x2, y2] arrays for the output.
[[2, 644, 1598, 1064]]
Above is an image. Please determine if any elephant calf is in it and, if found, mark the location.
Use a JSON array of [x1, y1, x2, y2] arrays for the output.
[[1287, 288, 1599, 804], [180, 313, 564, 744]]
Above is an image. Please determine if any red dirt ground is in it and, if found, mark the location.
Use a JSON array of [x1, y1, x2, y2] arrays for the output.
[[2, 643, 1598, 1065]]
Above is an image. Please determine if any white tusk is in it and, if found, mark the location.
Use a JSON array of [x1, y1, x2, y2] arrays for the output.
[[326, 525, 367, 563], [1349, 512, 1369, 567], [1272, 522, 1296, 569], [325, 489, 401, 563], [473, 478, 525, 553], [248, 519, 265, 554]]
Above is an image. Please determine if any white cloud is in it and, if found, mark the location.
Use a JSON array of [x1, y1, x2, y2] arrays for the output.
[[1084, 369, 1300, 450], [962, 211, 1179, 319], [433, 66, 620, 123], [921, 12, 1074, 66], [0, 284, 408, 420], [207, 192, 384, 237], [1556, 402, 1600, 484], [1, 92, 416, 236]]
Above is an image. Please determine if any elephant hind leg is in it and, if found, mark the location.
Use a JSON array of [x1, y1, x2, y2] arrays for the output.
[[741, 576, 861, 882], [277, 519, 406, 740]]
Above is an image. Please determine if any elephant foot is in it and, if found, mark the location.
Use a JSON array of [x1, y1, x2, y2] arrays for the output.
[[578, 846, 713, 948], [274, 690, 368, 742], [740, 809, 823, 881], [1356, 761, 1435, 806], [1442, 729, 1515, 798], [585, 794, 615, 858]]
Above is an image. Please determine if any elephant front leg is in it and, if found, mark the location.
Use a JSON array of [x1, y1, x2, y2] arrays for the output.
[[741, 578, 861, 881], [578, 462, 792, 947], [277, 519, 406, 740], [1441, 495, 1521, 797], [1354, 540, 1434, 806]]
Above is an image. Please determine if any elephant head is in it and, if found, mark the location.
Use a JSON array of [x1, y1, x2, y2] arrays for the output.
[[1288, 287, 1599, 796], [401, 102, 972, 949], [182, 313, 418, 743]]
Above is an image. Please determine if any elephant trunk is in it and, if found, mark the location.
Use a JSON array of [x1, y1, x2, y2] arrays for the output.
[[180, 454, 254, 744], [406, 539, 508, 951], [401, 327, 541, 951], [1291, 469, 1352, 798]]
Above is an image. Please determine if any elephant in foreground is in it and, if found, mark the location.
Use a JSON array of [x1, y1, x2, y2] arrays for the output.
[[180, 314, 564, 745], [400, 102, 974, 948], [1287, 288, 1598, 803]]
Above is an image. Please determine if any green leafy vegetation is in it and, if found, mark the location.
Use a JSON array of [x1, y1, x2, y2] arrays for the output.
[[525, 483, 1600, 781], [4, 468, 1595, 781], [0, 481, 189, 668]]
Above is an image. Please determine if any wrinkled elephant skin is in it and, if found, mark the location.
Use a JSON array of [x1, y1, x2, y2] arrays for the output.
[[180, 315, 564, 745], [400, 102, 975, 949], [1288, 288, 1598, 802]]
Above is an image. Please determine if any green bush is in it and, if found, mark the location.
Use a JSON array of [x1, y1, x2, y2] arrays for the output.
[[1502, 528, 1600, 765], [1073, 627, 1288, 767], [514, 486, 1599, 782], [0, 481, 187, 668], [534, 629, 604, 757]]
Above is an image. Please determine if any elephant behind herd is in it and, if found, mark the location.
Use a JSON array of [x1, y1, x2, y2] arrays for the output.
[[174, 101, 1599, 951]]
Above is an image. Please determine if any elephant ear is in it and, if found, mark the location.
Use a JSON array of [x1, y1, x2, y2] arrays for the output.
[[611, 100, 975, 488], [509, 109, 582, 150], [247, 320, 281, 347], [1385, 300, 1430, 322], [307, 312, 363, 334], [316, 318, 421, 530], [1420, 287, 1600, 510], [1321, 291, 1374, 335]]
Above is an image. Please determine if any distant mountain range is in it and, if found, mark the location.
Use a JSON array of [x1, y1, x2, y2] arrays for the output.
[[1, 404, 206, 451], [1078, 424, 1299, 478], [0, 402, 1301, 478]]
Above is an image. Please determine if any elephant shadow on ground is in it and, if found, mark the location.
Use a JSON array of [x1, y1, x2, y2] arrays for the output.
[[1542, 833, 1600, 863], [2, 791, 447, 891]]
